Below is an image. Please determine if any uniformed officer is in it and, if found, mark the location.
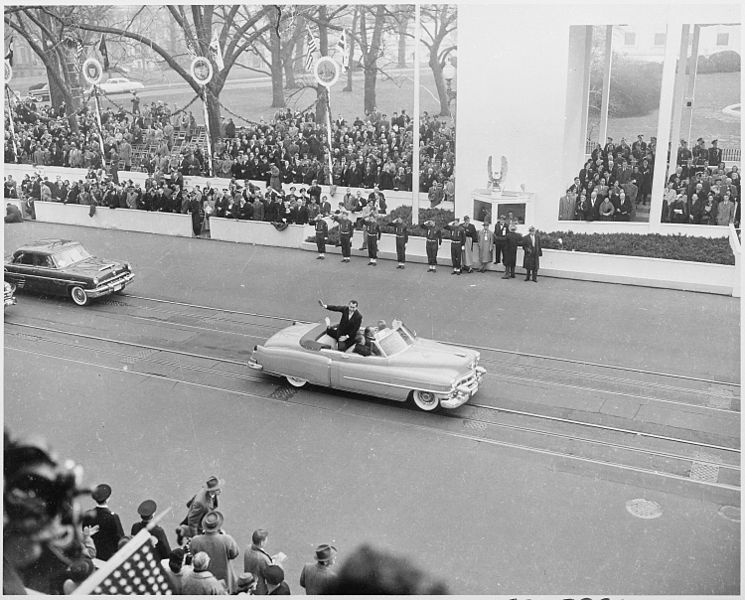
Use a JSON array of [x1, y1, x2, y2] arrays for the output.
[[393, 217, 408, 269], [337, 211, 354, 263], [314, 214, 329, 259], [424, 219, 442, 272], [447, 219, 466, 275], [366, 215, 382, 266]]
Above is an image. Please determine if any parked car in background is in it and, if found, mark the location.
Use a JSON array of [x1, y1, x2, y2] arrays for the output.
[[4, 281, 16, 310], [4, 240, 135, 306], [28, 83, 50, 102], [98, 77, 145, 95], [249, 319, 486, 411]]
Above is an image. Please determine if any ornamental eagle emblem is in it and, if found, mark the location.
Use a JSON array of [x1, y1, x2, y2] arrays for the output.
[[487, 155, 508, 191]]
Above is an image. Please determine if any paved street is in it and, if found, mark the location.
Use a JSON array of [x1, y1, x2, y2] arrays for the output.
[[3, 221, 741, 594]]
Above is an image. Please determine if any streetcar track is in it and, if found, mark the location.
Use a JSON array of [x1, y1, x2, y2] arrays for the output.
[[5, 321, 740, 464], [118, 293, 740, 387], [5, 341, 739, 493]]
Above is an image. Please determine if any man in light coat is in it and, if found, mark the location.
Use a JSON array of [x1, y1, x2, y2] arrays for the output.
[[190, 511, 240, 593]]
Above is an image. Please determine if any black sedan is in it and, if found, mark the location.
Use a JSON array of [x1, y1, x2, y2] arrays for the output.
[[4, 240, 134, 306]]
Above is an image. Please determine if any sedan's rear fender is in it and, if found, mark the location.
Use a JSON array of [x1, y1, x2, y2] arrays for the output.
[[253, 346, 332, 387]]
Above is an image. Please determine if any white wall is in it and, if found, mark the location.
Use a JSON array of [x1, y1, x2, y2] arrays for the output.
[[455, 3, 740, 234]]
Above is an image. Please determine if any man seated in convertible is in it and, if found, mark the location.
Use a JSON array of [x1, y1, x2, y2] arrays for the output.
[[299, 318, 410, 358]]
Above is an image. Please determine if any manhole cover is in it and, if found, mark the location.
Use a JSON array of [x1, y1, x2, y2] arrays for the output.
[[463, 419, 487, 432], [625, 498, 662, 519], [690, 451, 721, 483], [718, 505, 740, 523]]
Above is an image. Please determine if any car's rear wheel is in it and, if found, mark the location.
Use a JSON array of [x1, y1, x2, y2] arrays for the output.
[[70, 286, 89, 306], [286, 376, 307, 388], [412, 390, 440, 411]]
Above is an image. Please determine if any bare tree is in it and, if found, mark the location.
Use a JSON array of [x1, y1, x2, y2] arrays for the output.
[[418, 4, 457, 117], [356, 5, 387, 114]]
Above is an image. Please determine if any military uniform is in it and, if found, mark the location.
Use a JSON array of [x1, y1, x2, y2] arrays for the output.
[[366, 220, 382, 265], [447, 223, 466, 274], [394, 221, 408, 268], [314, 218, 329, 258], [425, 223, 442, 272], [338, 218, 354, 262]]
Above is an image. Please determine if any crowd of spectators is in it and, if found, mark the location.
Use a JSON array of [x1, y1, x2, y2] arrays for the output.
[[559, 134, 741, 227], [4, 429, 448, 595], [5, 93, 456, 200]]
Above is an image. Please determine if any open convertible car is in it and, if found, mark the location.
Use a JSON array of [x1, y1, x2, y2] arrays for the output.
[[248, 320, 486, 411], [4, 239, 135, 306]]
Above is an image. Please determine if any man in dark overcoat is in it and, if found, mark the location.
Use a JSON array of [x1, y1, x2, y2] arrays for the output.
[[522, 226, 542, 282], [492, 215, 508, 267], [393, 217, 408, 268], [501, 223, 521, 279], [82, 484, 124, 561]]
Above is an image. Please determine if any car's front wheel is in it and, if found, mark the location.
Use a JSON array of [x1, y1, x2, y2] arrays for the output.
[[286, 376, 307, 388], [412, 390, 440, 411], [70, 286, 89, 306]]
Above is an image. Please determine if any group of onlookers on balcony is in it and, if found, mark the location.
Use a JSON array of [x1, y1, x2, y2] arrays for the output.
[[559, 134, 740, 227]]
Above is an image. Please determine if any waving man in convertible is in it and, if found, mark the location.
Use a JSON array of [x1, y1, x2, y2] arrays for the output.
[[318, 299, 363, 351]]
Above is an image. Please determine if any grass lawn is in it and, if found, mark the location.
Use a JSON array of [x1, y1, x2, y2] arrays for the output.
[[137, 66, 444, 127], [589, 71, 741, 148]]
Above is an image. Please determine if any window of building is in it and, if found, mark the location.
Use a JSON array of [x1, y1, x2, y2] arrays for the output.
[[716, 32, 729, 46], [653, 33, 666, 46], [624, 32, 636, 46]]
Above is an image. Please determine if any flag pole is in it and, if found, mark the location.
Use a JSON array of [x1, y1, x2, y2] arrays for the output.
[[412, 4, 421, 225], [202, 85, 214, 177], [92, 87, 108, 171], [5, 84, 19, 162], [325, 86, 334, 186], [71, 507, 173, 595]]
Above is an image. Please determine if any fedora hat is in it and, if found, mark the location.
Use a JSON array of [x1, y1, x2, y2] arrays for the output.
[[264, 565, 284, 585], [137, 499, 157, 519], [202, 510, 224, 532], [204, 476, 224, 492], [91, 483, 112, 503], [315, 544, 337, 562]]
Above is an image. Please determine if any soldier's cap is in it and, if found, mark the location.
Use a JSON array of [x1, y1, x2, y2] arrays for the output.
[[712, 139, 718, 144], [424, 219, 435, 226], [91, 483, 112, 503], [137, 499, 157, 519]]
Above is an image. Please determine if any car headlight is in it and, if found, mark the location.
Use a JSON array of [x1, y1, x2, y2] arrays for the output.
[[125, 262, 132, 271], [93, 277, 99, 286]]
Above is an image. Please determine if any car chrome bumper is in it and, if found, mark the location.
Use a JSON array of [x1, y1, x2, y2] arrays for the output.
[[247, 356, 263, 370], [86, 272, 135, 298], [4, 297, 16, 308], [441, 366, 487, 409]]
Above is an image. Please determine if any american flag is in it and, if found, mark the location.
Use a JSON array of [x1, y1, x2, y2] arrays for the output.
[[305, 24, 318, 72], [5, 37, 13, 67], [71, 518, 173, 594], [335, 29, 349, 72]]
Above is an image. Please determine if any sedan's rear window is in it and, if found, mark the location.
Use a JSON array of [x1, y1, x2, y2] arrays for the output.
[[53, 245, 92, 268]]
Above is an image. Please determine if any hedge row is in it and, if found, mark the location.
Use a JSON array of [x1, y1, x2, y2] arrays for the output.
[[308, 207, 735, 265], [697, 50, 740, 74]]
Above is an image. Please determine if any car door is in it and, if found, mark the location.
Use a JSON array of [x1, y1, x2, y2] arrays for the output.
[[329, 351, 400, 401], [6, 252, 39, 292]]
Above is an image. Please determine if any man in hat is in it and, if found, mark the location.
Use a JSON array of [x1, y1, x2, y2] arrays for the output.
[[522, 226, 542, 282], [424, 219, 441, 272], [131, 499, 171, 561], [677, 139, 692, 166], [190, 510, 240, 593], [446, 218, 466, 275], [461, 215, 478, 273], [82, 483, 124, 561], [300, 543, 338, 594], [336, 211, 354, 262], [492, 214, 509, 269], [693, 137, 708, 167], [365, 214, 382, 266], [501, 223, 521, 279], [181, 551, 227, 595], [631, 134, 646, 162], [392, 216, 408, 268], [185, 475, 223, 538], [235, 572, 257, 596], [265, 564, 291, 595], [708, 140, 722, 168], [314, 213, 328, 259]]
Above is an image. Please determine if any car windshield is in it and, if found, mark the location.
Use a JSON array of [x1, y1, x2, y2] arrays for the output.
[[376, 325, 415, 356], [53, 245, 92, 268]]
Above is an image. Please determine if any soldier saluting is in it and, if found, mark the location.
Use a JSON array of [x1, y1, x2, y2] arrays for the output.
[[365, 215, 382, 266], [393, 217, 408, 269], [337, 211, 354, 263], [446, 218, 466, 275], [314, 214, 329, 259], [424, 219, 442, 272]]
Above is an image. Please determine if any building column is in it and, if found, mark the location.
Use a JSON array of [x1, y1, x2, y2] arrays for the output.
[[669, 25, 690, 168], [684, 24, 701, 144], [561, 26, 593, 192], [649, 21, 683, 233], [598, 25, 613, 145], [411, 3, 421, 225]]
